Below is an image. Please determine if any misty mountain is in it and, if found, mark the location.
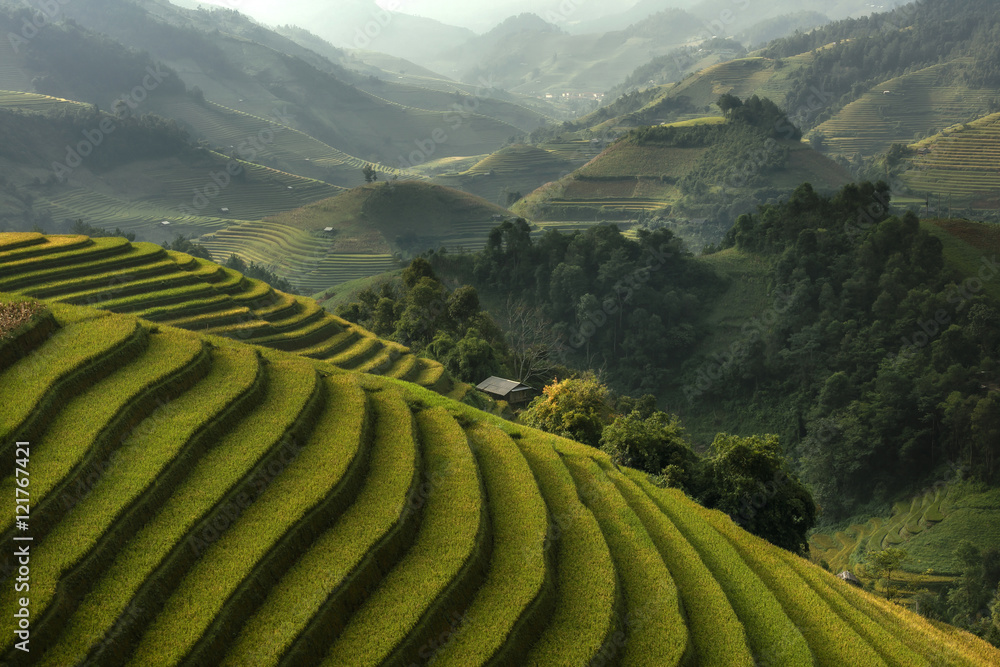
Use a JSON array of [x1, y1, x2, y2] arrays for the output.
[[429, 8, 704, 94], [567, 0, 702, 34]]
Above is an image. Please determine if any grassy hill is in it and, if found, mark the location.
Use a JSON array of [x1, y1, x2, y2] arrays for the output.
[[1, 281, 998, 665], [233, 180, 508, 251], [0, 233, 451, 392], [810, 482, 1000, 581], [576, 52, 819, 134], [924, 218, 1000, 302], [809, 60, 998, 157], [428, 142, 602, 207]]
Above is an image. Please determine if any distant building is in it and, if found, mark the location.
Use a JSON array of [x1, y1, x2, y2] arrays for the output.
[[476, 376, 534, 406]]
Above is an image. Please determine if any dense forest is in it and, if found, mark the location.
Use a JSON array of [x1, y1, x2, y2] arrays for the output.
[[705, 182, 999, 520], [431, 219, 724, 393], [336, 259, 509, 391]]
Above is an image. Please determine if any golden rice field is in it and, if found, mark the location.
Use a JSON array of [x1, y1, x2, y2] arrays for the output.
[[0, 231, 998, 665]]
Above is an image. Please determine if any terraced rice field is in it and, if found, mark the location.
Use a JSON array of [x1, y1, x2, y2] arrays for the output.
[[31, 160, 338, 238], [809, 484, 962, 577], [0, 233, 449, 393], [812, 60, 995, 157], [0, 39, 32, 91], [0, 288, 997, 666], [903, 113, 1000, 204], [464, 145, 571, 176], [198, 221, 401, 292], [0, 90, 89, 112]]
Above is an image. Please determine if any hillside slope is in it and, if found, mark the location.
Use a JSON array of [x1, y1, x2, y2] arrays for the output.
[[514, 117, 851, 250], [901, 113, 1000, 209], [197, 181, 512, 283], [0, 92, 342, 243], [810, 60, 997, 158], [0, 233, 451, 391], [0, 288, 998, 665], [0, 0, 528, 171]]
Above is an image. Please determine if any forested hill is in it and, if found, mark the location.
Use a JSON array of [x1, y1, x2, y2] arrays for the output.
[[709, 182, 999, 520], [759, 0, 1000, 128], [434, 181, 1000, 524]]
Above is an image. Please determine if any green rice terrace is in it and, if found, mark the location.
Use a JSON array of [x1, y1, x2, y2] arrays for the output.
[[197, 221, 400, 295], [0, 233, 451, 393], [237, 181, 513, 264], [514, 130, 850, 224], [903, 113, 1000, 208], [810, 60, 996, 157], [1, 279, 999, 665], [808, 482, 1000, 598]]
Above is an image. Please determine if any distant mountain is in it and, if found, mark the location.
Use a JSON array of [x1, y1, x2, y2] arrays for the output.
[[195, 0, 474, 70], [429, 8, 704, 94], [0, 0, 537, 171], [567, 0, 702, 34]]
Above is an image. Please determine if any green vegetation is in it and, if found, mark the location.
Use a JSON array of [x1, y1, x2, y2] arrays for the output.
[[335, 258, 507, 386], [0, 279, 996, 663], [563, 455, 689, 665], [683, 182, 1000, 523], [429, 423, 549, 665], [514, 96, 849, 250], [435, 218, 722, 392]]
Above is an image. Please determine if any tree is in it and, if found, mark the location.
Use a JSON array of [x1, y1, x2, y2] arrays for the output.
[[520, 375, 613, 447], [499, 297, 561, 384], [701, 433, 817, 555], [164, 235, 211, 260], [600, 409, 698, 487], [948, 542, 1000, 630], [451, 328, 504, 382], [402, 257, 436, 288], [447, 285, 480, 324], [362, 164, 378, 183], [717, 93, 743, 116], [867, 547, 908, 599]]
